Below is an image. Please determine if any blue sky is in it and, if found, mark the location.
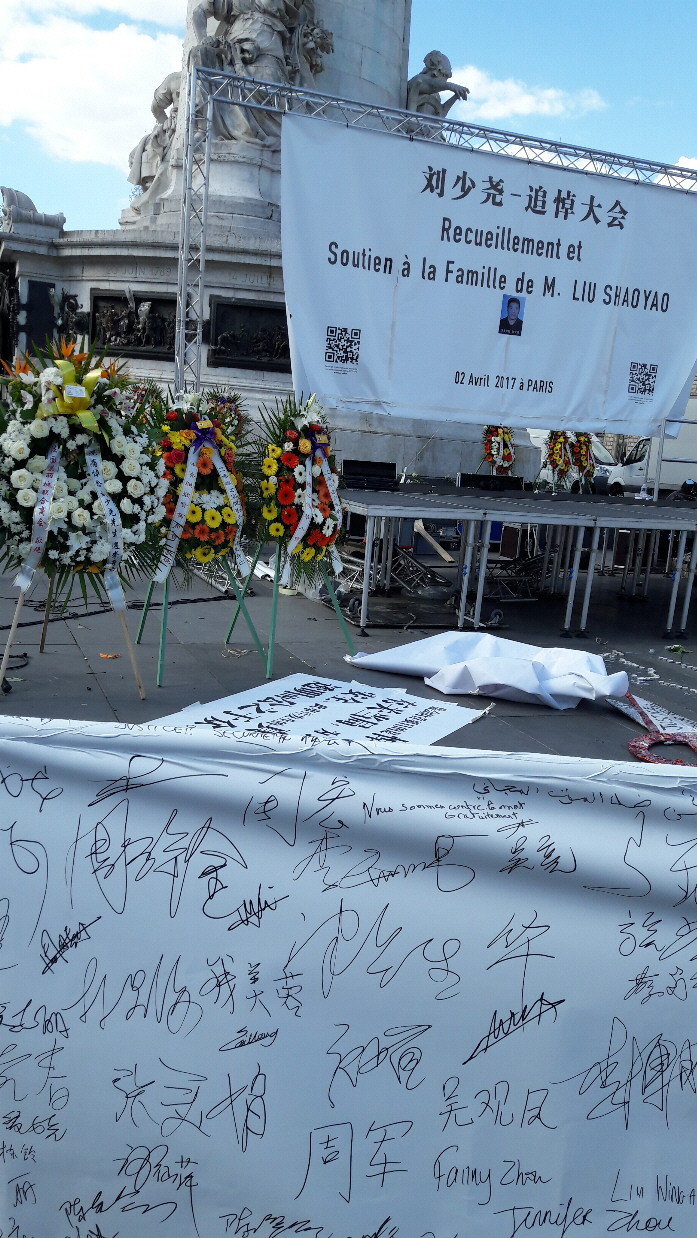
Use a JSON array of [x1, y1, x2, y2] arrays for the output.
[[1, 0, 696, 232]]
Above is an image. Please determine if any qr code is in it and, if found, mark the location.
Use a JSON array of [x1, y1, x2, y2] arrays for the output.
[[628, 361, 658, 396], [325, 326, 361, 366]]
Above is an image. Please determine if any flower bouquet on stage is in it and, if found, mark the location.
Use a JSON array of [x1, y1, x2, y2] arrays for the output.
[[482, 426, 515, 475], [257, 394, 343, 588], [541, 430, 595, 490], [151, 388, 249, 584], [569, 432, 595, 486]]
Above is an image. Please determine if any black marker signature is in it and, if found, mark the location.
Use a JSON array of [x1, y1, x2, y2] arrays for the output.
[[40, 917, 101, 974], [463, 992, 565, 1065], [87, 754, 219, 805], [220, 1027, 279, 1051], [225, 887, 290, 932]]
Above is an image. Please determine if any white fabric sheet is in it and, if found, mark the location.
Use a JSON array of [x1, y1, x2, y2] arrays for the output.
[[346, 631, 629, 709], [0, 714, 696, 1236]]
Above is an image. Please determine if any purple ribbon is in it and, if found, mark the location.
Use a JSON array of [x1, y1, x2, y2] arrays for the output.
[[310, 429, 330, 459], [193, 421, 217, 448]]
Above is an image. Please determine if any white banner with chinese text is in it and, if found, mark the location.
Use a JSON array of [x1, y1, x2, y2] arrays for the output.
[[155, 673, 482, 743], [281, 113, 697, 436]]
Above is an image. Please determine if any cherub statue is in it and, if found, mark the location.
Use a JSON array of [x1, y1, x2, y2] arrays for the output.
[[406, 50, 469, 118]]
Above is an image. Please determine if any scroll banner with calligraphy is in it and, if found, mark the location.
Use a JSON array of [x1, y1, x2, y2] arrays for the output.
[[1, 717, 697, 1236], [281, 113, 697, 436]]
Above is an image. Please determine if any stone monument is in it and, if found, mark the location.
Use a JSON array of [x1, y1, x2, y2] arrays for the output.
[[0, 6, 522, 480]]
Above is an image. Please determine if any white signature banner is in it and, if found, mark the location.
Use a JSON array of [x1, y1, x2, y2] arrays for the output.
[[1, 715, 696, 1237], [155, 673, 482, 744], [281, 113, 697, 436]]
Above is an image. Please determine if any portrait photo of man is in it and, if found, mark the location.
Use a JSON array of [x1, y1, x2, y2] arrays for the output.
[[498, 295, 524, 336]]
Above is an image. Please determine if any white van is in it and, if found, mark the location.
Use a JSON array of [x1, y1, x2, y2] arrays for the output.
[[606, 401, 697, 495]]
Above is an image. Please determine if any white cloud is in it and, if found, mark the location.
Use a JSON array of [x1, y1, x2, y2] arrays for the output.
[[19, 0, 184, 27], [0, 7, 184, 169], [676, 156, 697, 170], [448, 65, 606, 126]]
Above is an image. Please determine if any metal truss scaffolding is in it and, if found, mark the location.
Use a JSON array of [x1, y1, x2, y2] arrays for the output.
[[175, 65, 697, 391]]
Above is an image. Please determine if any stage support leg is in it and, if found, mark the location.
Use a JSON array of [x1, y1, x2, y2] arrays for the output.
[[577, 526, 600, 636], [665, 529, 688, 635], [457, 520, 477, 629], [561, 526, 585, 635], [630, 530, 647, 598], [559, 526, 573, 596], [359, 516, 376, 633], [620, 531, 635, 593], [472, 520, 492, 629], [642, 531, 657, 600], [677, 529, 697, 635], [540, 525, 554, 592], [383, 519, 396, 591]]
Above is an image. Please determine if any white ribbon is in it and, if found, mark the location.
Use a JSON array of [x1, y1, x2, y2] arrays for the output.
[[287, 456, 314, 556], [286, 453, 345, 575], [14, 442, 62, 592], [210, 444, 249, 578], [84, 441, 126, 611], [488, 429, 514, 474], [155, 443, 202, 583], [319, 457, 344, 577], [155, 441, 249, 584], [576, 434, 594, 480], [320, 457, 342, 523]]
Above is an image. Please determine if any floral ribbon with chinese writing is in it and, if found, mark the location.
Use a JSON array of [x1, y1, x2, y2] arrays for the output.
[[84, 441, 126, 611], [154, 421, 248, 583], [14, 442, 62, 593]]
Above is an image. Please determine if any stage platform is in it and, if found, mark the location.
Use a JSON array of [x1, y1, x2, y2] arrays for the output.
[[341, 487, 697, 636]]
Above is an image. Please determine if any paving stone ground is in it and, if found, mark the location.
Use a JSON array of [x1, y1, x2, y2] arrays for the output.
[[1, 556, 697, 764]]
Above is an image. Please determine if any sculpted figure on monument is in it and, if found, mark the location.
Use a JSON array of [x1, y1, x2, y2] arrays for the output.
[[128, 71, 182, 190], [189, 0, 332, 143], [406, 51, 469, 118], [229, 0, 292, 82], [191, 0, 332, 89]]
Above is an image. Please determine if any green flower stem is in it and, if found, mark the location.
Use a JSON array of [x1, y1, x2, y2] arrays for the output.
[[136, 579, 156, 644], [156, 575, 170, 687], [221, 555, 266, 664], [266, 543, 282, 680], [224, 543, 263, 644], [320, 564, 356, 656]]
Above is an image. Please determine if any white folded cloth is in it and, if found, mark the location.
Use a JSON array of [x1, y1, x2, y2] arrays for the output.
[[346, 631, 628, 710]]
